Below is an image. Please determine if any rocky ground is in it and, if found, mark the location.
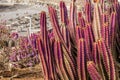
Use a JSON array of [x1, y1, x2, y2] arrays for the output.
[[0, 6, 44, 36], [0, 3, 60, 36]]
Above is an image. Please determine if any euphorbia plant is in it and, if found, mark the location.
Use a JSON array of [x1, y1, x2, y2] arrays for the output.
[[37, 0, 119, 80]]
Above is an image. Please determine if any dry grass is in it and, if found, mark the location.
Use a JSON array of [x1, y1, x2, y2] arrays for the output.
[[0, 64, 44, 80]]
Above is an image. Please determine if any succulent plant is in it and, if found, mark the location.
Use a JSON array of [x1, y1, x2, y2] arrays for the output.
[[35, 0, 120, 80]]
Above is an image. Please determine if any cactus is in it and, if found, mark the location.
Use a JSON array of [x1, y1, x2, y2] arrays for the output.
[[36, 0, 119, 80]]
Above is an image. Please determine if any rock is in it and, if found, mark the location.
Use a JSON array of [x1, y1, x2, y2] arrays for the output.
[[0, 54, 4, 63]]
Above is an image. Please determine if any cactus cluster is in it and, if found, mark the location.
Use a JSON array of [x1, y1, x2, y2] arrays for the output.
[[34, 0, 120, 80]]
